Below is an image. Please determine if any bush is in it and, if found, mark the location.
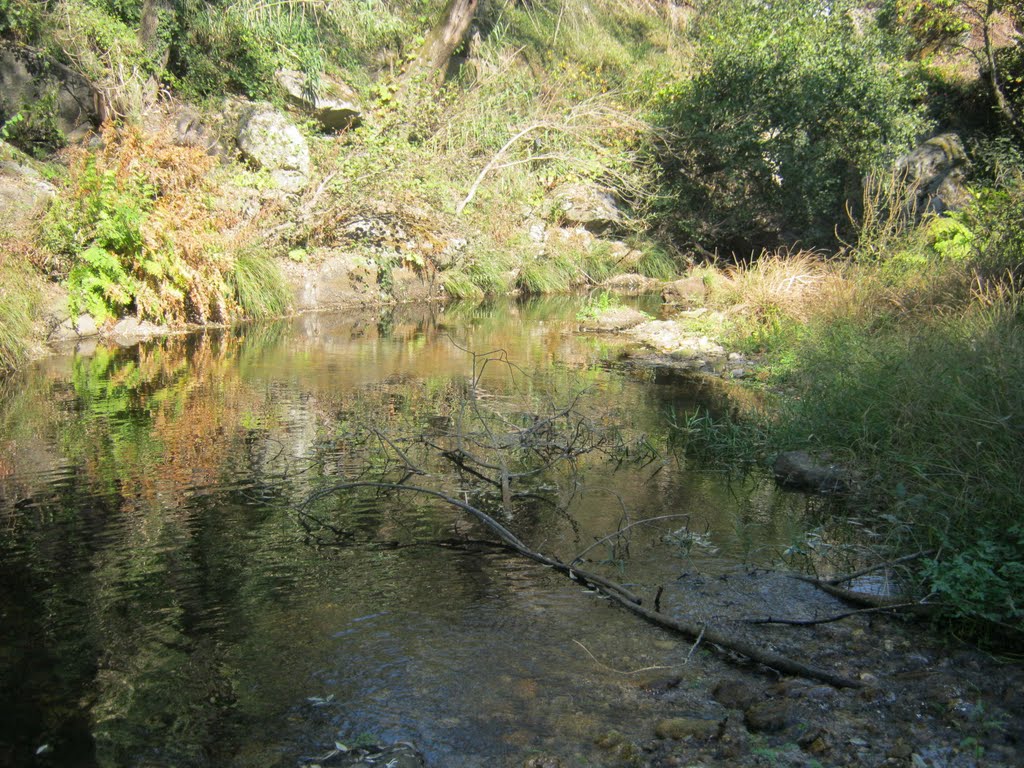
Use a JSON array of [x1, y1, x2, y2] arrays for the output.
[[44, 124, 246, 325], [656, 0, 929, 252]]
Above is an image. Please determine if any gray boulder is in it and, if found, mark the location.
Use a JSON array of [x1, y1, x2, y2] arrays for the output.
[[773, 451, 847, 494], [0, 45, 101, 145], [0, 154, 56, 230], [276, 68, 362, 131], [235, 103, 310, 193], [896, 133, 970, 216], [549, 182, 622, 233]]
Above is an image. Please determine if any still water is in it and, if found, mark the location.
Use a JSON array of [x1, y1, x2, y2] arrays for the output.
[[0, 297, 817, 767]]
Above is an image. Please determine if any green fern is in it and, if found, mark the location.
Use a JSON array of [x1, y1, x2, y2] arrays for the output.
[[68, 246, 137, 322]]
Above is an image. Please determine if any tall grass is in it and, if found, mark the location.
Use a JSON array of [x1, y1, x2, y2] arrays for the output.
[[0, 260, 38, 371], [672, 228, 1024, 642], [228, 249, 291, 320]]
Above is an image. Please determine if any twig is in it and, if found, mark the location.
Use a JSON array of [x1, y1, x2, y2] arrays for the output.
[[571, 514, 691, 565], [823, 550, 935, 586], [685, 626, 705, 663], [572, 639, 678, 676]]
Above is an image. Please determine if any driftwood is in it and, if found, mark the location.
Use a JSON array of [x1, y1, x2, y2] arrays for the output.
[[792, 552, 937, 617], [299, 481, 862, 689]]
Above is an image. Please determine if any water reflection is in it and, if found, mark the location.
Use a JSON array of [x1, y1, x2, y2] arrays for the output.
[[1, 297, 823, 767]]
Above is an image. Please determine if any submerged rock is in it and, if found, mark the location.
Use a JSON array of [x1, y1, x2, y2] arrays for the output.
[[744, 700, 796, 733], [654, 716, 722, 740], [579, 306, 649, 332], [773, 450, 848, 494]]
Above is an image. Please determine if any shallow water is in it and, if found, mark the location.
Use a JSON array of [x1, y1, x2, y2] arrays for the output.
[[0, 297, 822, 767]]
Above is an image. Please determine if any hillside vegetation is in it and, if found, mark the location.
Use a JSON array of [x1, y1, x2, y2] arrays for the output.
[[2, 0, 1023, 642]]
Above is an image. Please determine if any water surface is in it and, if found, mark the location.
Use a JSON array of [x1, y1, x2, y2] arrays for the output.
[[0, 297, 820, 767]]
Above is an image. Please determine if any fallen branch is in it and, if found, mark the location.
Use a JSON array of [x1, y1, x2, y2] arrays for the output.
[[793, 574, 935, 616], [746, 603, 927, 627], [300, 481, 863, 688]]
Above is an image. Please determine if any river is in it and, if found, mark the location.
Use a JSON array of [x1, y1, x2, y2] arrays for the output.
[[0, 296, 823, 767]]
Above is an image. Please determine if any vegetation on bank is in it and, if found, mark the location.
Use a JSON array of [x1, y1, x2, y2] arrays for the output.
[[1, 0, 1023, 643]]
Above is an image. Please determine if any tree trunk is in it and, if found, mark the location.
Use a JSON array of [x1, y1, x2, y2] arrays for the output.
[[406, 0, 478, 81]]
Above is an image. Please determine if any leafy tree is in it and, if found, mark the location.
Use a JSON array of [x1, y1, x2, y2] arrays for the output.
[[657, 0, 930, 252]]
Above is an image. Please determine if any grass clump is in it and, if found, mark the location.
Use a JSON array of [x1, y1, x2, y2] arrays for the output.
[[0, 258, 38, 371], [227, 248, 291, 320]]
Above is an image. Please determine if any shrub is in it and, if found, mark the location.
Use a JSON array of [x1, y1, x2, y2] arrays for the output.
[[44, 124, 249, 325], [656, 0, 930, 252]]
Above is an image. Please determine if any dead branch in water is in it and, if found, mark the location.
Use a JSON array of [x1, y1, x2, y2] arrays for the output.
[[298, 481, 862, 688]]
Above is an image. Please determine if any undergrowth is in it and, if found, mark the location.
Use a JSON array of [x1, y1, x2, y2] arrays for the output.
[[668, 176, 1024, 644]]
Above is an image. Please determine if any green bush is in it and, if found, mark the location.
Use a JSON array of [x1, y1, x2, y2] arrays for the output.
[[656, 0, 929, 251]]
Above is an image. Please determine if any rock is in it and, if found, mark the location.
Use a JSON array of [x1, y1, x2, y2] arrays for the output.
[[654, 717, 722, 740], [275, 68, 362, 131], [110, 317, 167, 342], [744, 700, 795, 733], [390, 264, 443, 303], [662, 275, 707, 307], [0, 156, 56, 228], [549, 182, 622, 233], [166, 106, 223, 156], [627, 320, 726, 357], [773, 451, 848, 494], [235, 103, 310, 192], [0, 45, 101, 146], [579, 307, 649, 332], [712, 679, 761, 711], [283, 249, 383, 310], [600, 273, 662, 294], [896, 133, 970, 216]]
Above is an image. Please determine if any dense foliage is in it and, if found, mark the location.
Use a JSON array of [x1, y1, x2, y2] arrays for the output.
[[657, 0, 929, 252]]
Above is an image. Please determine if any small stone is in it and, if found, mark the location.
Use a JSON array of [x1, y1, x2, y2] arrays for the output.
[[74, 314, 98, 337], [712, 679, 760, 710], [744, 701, 794, 733], [654, 717, 722, 740], [888, 742, 913, 759]]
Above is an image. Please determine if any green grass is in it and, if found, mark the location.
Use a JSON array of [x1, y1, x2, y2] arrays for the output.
[[228, 249, 291, 320], [0, 261, 38, 371]]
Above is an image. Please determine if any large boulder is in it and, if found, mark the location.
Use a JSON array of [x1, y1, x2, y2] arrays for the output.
[[0, 154, 56, 229], [549, 182, 623, 233], [896, 133, 970, 216], [235, 103, 310, 193], [275, 68, 362, 131], [0, 45, 101, 146]]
